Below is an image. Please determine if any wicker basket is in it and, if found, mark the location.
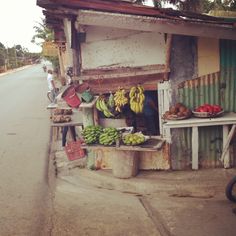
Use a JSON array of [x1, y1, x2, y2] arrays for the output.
[[192, 110, 224, 118]]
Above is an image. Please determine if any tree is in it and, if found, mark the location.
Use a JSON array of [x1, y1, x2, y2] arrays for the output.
[[135, 0, 236, 13], [31, 18, 54, 46], [0, 43, 6, 67]]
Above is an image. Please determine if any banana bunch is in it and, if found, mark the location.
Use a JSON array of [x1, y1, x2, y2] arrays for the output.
[[114, 88, 128, 112], [99, 127, 119, 146], [82, 125, 103, 144], [108, 92, 115, 109], [95, 96, 115, 118], [129, 85, 145, 114]]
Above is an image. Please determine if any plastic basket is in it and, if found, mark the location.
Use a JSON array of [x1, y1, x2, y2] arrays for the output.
[[65, 140, 86, 161], [62, 86, 81, 108]]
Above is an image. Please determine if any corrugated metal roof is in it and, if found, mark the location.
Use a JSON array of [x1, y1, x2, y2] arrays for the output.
[[37, 0, 236, 26]]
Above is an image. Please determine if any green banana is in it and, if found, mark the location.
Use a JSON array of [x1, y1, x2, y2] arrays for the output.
[[108, 92, 115, 109], [103, 109, 114, 118], [96, 98, 103, 111]]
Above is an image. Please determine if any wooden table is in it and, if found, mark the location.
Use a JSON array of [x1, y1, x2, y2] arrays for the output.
[[50, 112, 83, 141], [163, 112, 236, 169]]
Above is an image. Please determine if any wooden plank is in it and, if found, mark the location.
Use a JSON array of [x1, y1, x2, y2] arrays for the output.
[[83, 74, 164, 94], [192, 126, 199, 170], [164, 34, 172, 81], [81, 64, 166, 75], [51, 121, 83, 127], [81, 143, 165, 152], [78, 10, 236, 40], [221, 124, 236, 168], [76, 67, 169, 81], [163, 112, 236, 129]]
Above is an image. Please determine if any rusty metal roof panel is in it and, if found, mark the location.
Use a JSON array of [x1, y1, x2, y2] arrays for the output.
[[37, 0, 236, 26]]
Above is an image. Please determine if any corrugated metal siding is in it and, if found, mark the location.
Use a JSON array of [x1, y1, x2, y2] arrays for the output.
[[175, 72, 222, 169], [220, 39, 236, 167], [174, 40, 236, 169], [220, 40, 236, 112]]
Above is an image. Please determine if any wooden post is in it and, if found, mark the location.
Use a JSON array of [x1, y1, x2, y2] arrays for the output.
[[192, 126, 199, 170], [164, 34, 172, 81], [221, 124, 236, 168]]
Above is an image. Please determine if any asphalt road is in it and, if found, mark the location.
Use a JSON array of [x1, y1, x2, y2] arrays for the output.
[[0, 65, 52, 235]]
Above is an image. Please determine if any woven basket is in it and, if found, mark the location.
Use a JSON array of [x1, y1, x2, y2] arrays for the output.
[[192, 110, 224, 118]]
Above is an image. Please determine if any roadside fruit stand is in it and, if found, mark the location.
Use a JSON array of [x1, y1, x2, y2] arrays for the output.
[[77, 85, 165, 179]]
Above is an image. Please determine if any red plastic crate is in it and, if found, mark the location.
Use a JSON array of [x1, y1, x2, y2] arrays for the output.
[[65, 140, 85, 161]]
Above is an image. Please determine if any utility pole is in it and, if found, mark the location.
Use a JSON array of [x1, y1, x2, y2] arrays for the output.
[[14, 45, 18, 68]]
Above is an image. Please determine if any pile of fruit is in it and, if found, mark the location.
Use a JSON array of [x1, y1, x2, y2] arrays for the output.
[[163, 103, 191, 120], [99, 127, 119, 146], [82, 126, 119, 146], [81, 125, 103, 144], [193, 104, 223, 118], [122, 133, 146, 146], [129, 85, 145, 114], [194, 104, 223, 114]]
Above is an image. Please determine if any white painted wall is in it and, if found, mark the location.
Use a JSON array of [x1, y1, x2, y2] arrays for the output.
[[80, 25, 166, 69]]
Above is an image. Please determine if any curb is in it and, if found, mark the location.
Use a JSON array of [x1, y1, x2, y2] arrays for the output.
[[0, 65, 32, 77], [59, 166, 236, 197]]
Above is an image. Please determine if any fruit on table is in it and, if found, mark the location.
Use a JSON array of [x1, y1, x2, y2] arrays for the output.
[[82, 125, 103, 144], [99, 127, 119, 145], [194, 104, 222, 114], [122, 133, 145, 145], [129, 85, 145, 114], [163, 103, 191, 119]]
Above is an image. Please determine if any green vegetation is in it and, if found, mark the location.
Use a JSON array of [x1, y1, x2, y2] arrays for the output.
[[32, 18, 59, 71], [0, 42, 40, 72], [135, 0, 236, 13]]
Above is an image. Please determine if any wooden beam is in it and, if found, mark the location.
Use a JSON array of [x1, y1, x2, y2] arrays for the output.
[[76, 65, 169, 81], [77, 10, 236, 40]]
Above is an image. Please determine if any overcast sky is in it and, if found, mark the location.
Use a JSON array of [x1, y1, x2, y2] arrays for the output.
[[0, 0, 44, 52]]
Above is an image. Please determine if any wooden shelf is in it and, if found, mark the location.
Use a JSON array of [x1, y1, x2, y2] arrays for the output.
[[81, 138, 165, 152]]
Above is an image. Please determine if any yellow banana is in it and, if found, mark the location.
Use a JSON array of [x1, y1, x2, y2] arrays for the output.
[[129, 86, 136, 98]]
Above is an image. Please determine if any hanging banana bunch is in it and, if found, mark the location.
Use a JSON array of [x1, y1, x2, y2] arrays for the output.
[[95, 96, 115, 118], [114, 87, 128, 112], [129, 85, 145, 114], [107, 92, 115, 110]]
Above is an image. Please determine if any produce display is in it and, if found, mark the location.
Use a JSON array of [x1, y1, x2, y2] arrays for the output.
[[114, 88, 128, 112], [98, 127, 119, 145], [194, 104, 222, 113], [53, 108, 73, 115], [81, 126, 119, 146], [52, 115, 71, 123], [163, 103, 192, 120], [129, 85, 145, 114], [81, 125, 103, 144], [95, 96, 115, 118], [193, 104, 223, 118], [122, 133, 146, 145]]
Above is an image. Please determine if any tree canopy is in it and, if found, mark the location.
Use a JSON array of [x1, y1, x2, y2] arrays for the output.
[[135, 0, 236, 13], [31, 18, 54, 45]]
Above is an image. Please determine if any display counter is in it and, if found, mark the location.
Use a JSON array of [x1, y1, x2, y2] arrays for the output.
[[163, 112, 236, 169]]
